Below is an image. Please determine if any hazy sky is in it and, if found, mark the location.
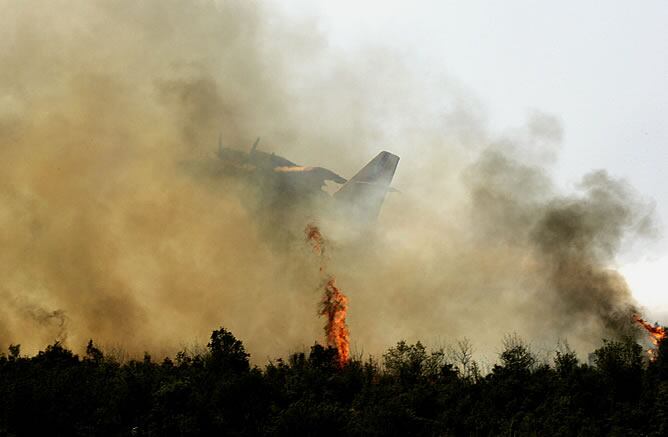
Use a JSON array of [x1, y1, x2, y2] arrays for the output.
[[277, 1, 668, 321]]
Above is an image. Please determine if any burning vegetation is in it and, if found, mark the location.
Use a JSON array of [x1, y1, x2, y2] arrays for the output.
[[633, 314, 667, 359], [319, 277, 350, 366], [305, 223, 350, 366]]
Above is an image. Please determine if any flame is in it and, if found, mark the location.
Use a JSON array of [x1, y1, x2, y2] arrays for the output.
[[633, 314, 666, 346], [320, 276, 350, 365], [274, 166, 312, 173], [305, 223, 350, 366], [305, 223, 325, 258], [633, 314, 666, 360]]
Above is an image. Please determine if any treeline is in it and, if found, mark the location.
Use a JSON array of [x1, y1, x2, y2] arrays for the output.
[[0, 328, 667, 436]]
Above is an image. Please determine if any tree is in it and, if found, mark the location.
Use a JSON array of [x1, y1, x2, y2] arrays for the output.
[[653, 333, 668, 381], [207, 327, 250, 373], [8, 344, 20, 361], [554, 340, 579, 376], [383, 340, 451, 384], [308, 343, 339, 372], [448, 338, 480, 382], [593, 338, 643, 376], [496, 334, 535, 375], [85, 339, 104, 364], [592, 337, 643, 402], [33, 341, 79, 367]]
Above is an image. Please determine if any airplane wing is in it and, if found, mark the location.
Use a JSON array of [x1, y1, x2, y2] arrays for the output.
[[273, 166, 347, 184], [311, 167, 347, 184]]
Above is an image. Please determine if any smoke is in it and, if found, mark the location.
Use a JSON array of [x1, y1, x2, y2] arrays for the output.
[[339, 139, 653, 357], [465, 151, 651, 342], [0, 0, 327, 357], [0, 0, 655, 360]]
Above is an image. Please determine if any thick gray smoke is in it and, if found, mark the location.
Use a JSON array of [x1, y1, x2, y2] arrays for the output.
[[0, 0, 654, 360], [465, 150, 652, 342]]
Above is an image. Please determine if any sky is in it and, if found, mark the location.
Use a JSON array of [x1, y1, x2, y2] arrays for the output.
[[276, 0, 668, 321]]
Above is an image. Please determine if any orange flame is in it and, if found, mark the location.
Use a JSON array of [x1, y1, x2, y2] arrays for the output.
[[305, 223, 350, 367], [274, 166, 312, 173], [320, 276, 350, 365], [633, 314, 666, 346], [305, 223, 325, 258], [633, 314, 666, 360]]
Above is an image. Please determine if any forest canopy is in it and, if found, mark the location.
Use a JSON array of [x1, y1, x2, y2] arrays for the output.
[[1, 325, 666, 436]]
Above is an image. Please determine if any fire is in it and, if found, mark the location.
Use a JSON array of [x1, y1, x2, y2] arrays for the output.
[[633, 314, 666, 360], [320, 276, 350, 365], [274, 166, 312, 173], [633, 314, 666, 346], [305, 223, 350, 366], [305, 223, 325, 258]]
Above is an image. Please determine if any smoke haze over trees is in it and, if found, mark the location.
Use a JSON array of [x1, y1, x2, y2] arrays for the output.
[[0, 0, 658, 363]]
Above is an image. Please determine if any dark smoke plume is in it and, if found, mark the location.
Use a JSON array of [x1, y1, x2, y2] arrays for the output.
[[465, 149, 653, 343]]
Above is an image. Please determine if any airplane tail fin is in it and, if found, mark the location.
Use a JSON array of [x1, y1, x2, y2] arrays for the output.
[[250, 137, 260, 153], [334, 151, 399, 223]]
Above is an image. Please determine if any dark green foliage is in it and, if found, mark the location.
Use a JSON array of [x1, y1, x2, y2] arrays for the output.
[[207, 327, 250, 374], [0, 327, 665, 436]]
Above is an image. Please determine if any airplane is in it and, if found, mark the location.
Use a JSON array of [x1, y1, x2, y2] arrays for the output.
[[215, 137, 400, 225], [216, 137, 348, 193]]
